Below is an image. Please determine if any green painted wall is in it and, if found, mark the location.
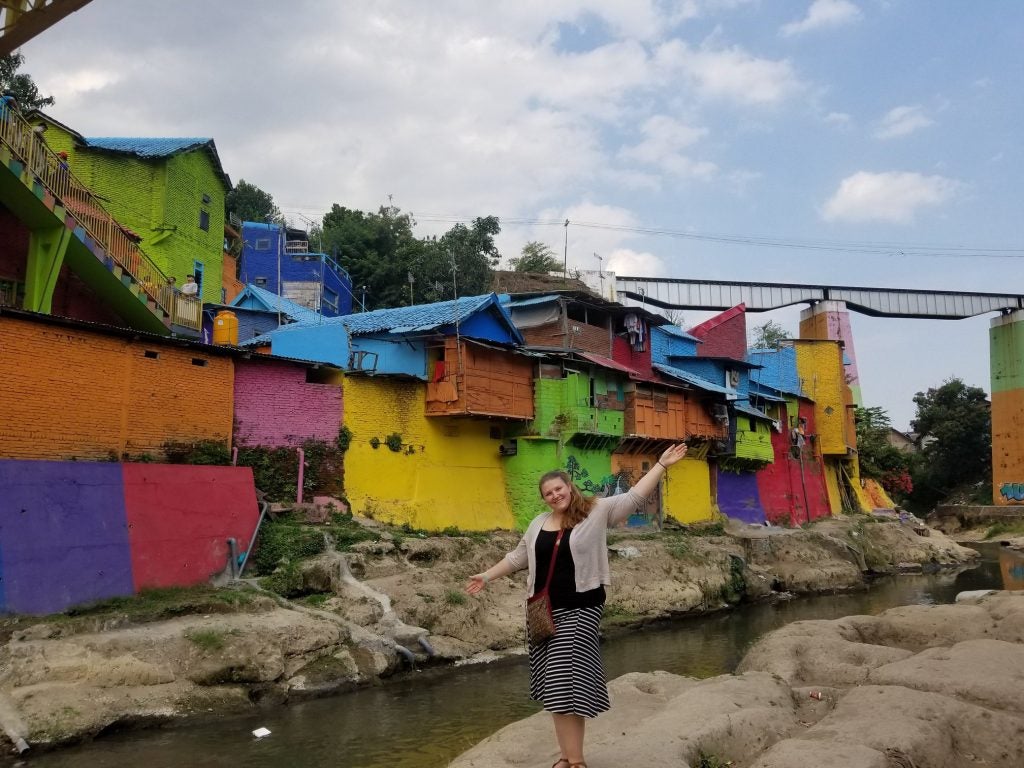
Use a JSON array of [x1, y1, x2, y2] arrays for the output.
[[503, 437, 559, 529], [39, 123, 227, 304], [735, 414, 775, 462], [534, 373, 624, 438]]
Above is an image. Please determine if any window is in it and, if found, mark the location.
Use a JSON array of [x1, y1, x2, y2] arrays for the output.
[[191, 358, 208, 367], [322, 288, 339, 313], [255, 238, 271, 250], [143, 350, 159, 359], [255, 277, 268, 287], [199, 209, 210, 231]]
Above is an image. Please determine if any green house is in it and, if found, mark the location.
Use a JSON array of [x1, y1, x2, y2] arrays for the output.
[[33, 114, 231, 304]]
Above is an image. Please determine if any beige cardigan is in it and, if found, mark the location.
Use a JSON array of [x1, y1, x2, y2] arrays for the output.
[[504, 489, 644, 597]]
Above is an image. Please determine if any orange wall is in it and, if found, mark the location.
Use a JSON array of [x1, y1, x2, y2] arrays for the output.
[[0, 316, 233, 460]]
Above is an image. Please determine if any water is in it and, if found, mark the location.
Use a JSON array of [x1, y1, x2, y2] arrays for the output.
[[29, 544, 1019, 768]]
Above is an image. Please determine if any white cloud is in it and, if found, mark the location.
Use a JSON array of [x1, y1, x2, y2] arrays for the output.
[[606, 247, 666, 276], [874, 104, 934, 139], [824, 111, 852, 126], [821, 171, 961, 223], [618, 115, 717, 179], [655, 40, 804, 105], [781, 0, 862, 36]]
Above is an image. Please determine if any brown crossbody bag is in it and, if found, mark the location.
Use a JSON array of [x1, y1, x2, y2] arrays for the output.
[[526, 528, 564, 643]]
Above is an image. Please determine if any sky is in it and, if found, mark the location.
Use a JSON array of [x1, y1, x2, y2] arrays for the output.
[[21, 0, 1024, 429]]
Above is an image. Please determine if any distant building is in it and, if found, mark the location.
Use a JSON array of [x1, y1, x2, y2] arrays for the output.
[[238, 221, 352, 317]]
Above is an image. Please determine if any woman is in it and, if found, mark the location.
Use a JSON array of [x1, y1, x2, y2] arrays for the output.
[[466, 443, 689, 768]]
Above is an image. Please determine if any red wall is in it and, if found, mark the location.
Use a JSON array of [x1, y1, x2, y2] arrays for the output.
[[612, 335, 653, 378], [0, 208, 28, 283], [756, 401, 831, 526], [691, 306, 747, 360], [123, 464, 260, 590]]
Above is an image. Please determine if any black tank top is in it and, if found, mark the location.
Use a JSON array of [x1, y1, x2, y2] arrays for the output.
[[534, 528, 606, 609]]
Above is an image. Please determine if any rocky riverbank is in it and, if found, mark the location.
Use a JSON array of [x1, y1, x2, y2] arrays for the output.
[[0, 514, 978, 756], [452, 590, 1024, 768]]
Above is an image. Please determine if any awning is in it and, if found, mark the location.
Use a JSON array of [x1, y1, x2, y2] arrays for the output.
[[652, 363, 736, 397]]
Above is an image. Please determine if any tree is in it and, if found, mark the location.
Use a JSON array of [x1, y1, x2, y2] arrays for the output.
[[854, 406, 912, 499], [417, 215, 501, 302], [0, 53, 53, 110], [751, 320, 788, 349], [510, 241, 560, 273], [908, 378, 991, 509], [226, 179, 283, 224]]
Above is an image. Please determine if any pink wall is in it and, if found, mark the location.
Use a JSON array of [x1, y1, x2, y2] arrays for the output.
[[233, 358, 343, 447]]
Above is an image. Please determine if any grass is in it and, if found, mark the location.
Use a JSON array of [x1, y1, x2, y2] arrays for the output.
[[984, 520, 1024, 539], [697, 753, 733, 768], [443, 589, 467, 606], [185, 628, 227, 652]]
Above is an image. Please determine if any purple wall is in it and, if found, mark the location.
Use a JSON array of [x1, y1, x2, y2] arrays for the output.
[[0, 461, 134, 615], [716, 468, 766, 525]]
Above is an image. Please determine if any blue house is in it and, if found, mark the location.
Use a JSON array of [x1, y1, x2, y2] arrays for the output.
[[243, 293, 524, 375], [239, 221, 353, 317], [201, 283, 322, 342]]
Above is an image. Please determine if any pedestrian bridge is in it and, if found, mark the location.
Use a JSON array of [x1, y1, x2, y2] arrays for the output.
[[616, 277, 1023, 319]]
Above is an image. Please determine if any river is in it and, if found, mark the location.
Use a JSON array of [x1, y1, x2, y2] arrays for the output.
[[29, 544, 1021, 768]]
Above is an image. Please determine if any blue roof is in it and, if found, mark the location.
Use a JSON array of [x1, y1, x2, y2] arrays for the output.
[[85, 137, 210, 157], [230, 284, 321, 325], [653, 363, 736, 396], [734, 402, 774, 421], [656, 324, 702, 343], [242, 293, 523, 346], [83, 137, 230, 188], [505, 295, 561, 308], [747, 384, 788, 403]]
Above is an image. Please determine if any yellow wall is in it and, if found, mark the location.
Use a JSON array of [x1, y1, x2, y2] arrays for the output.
[[823, 460, 843, 514], [793, 340, 854, 456], [662, 456, 715, 523], [343, 376, 516, 531]]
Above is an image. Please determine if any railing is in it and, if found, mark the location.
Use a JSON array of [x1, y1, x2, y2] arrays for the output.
[[0, 105, 201, 330]]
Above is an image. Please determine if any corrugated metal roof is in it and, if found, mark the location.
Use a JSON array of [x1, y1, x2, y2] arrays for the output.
[[83, 137, 231, 189], [656, 324, 702, 342], [652, 363, 735, 396], [747, 348, 804, 397], [734, 402, 774, 421], [242, 292, 523, 346], [505, 295, 561, 308], [747, 385, 788, 403], [577, 351, 640, 375], [85, 137, 211, 157], [231, 284, 322, 325]]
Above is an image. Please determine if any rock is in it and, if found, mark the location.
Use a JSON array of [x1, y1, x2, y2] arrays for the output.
[[956, 589, 995, 602], [610, 545, 641, 559]]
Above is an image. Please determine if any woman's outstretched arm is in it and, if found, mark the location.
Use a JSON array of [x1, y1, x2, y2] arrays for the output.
[[465, 536, 528, 594]]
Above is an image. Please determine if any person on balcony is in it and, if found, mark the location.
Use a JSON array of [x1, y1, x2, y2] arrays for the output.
[[180, 274, 199, 297]]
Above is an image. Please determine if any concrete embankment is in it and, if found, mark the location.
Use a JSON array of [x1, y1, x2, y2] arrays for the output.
[[0, 515, 978, 754], [452, 590, 1024, 768]]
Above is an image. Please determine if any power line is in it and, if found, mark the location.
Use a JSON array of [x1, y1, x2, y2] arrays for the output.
[[277, 205, 1024, 260]]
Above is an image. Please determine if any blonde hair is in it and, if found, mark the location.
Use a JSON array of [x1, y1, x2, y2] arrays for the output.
[[538, 470, 597, 528]]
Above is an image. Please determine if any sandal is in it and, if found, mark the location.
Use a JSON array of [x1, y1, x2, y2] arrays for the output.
[[552, 761, 569, 768], [568, 763, 588, 768]]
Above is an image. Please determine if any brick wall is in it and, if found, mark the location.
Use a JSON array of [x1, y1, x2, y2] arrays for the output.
[[0, 315, 233, 460], [695, 309, 747, 359], [793, 339, 854, 456], [233, 358, 343, 447]]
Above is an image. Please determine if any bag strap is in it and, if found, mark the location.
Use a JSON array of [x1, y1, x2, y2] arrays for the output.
[[539, 528, 565, 593]]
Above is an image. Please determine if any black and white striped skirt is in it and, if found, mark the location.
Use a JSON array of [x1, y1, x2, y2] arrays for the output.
[[528, 605, 610, 718]]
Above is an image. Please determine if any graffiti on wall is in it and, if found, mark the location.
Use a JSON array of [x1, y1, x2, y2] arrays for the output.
[[564, 455, 618, 495], [1000, 482, 1024, 503]]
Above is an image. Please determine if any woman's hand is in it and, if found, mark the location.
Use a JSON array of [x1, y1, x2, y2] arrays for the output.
[[465, 574, 489, 595], [658, 443, 688, 468]]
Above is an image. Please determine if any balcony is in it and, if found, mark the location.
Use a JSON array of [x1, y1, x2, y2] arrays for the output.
[[425, 338, 534, 420], [0, 106, 200, 334]]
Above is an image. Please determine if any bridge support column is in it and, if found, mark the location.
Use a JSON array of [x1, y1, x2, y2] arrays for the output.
[[799, 300, 863, 406], [991, 310, 1024, 505], [23, 223, 71, 313]]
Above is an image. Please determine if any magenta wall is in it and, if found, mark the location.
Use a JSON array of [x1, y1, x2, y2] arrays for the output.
[[233, 358, 343, 447], [0, 460, 259, 615]]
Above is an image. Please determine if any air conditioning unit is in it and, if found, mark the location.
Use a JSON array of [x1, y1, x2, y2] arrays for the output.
[[712, 403, 730, 426], [498, 439, 518, 457]]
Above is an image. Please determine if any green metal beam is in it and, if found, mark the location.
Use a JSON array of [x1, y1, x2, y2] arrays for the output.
[[23, 222, 70, 313]]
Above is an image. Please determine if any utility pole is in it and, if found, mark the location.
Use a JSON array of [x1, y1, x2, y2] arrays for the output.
[[361, 285, 367, 312], [563, 219, 569, 280], [594, 252, 604, 298]]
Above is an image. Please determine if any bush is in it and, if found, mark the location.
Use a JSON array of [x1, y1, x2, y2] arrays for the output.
[[163, 440, 232, 465], [251, 516, 326, 576]]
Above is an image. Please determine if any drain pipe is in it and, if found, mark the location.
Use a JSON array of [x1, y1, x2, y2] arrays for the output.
[[0, 693, 29, 755], [296, 447, 305, 504], [231, 446, 238, 466], [418, 636, 437, 657], [394, 644, 416, 668], [238, 500, 269, 577]]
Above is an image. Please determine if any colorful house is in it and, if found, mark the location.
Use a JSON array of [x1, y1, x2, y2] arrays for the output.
[[238, 221, 352, 317], [204, 282, 322, 344], [0, 110, 202, 335], [33, 113, 231, 307], [748, 345, 832, 525]]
